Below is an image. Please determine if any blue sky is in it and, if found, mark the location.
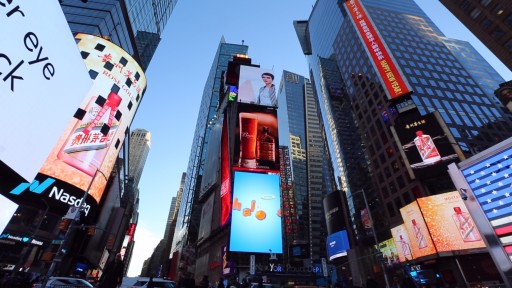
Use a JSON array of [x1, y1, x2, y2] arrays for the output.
[[127, 0, 512, 276]]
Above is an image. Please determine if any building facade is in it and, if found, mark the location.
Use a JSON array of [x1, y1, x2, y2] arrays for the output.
[[439, 0, 512, 71]]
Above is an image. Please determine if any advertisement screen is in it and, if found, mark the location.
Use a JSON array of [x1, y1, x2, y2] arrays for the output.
[[0, 0, 92, 181], [374, 238, 400, 268], [0, 195, 18, 234], [233, 104, 279, 173], [393, 112, 461, 180], [461, 146, 512, 258], [220, 116, 232, 227], [417, 192, 485, 253], [7, 34, 146, 218], [326, 230, 350, 261], [391, 224, 414, 262], [343, 0, 410, 100], [237, 66, 277, 107], [399, 201, 437, 259], [323, 191, 345, 235], [229, 171, 282, 253]]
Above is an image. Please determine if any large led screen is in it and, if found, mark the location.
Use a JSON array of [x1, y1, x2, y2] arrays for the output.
[[417, 191, 485, 253], [237, 66, 277, 107], [343, 0, 410, 100], [391, 224, 414, 262], [399, 201, 437, 259], [461, 145, 512, 259], [326, 230, 350, 261], [0, 0, 92, 181], [220, 116, 232, 227], [374, 238, 400, 268], [229, 171, 282, 253], [233, 104, 279, 172], [8, 34, 146, 218], [393, 112, 461, 180], [323, 190, 345, 235]]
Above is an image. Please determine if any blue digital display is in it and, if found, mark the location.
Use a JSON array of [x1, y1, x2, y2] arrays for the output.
[[229, 171, 282, 253], [326, 230, 350, 260]]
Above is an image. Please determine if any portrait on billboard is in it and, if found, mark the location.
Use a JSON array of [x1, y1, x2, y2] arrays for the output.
[[237, 65, 277, 107], [393, 112, 461, 180], [229, 171, 282, 254], [233, 104, 279, 172]]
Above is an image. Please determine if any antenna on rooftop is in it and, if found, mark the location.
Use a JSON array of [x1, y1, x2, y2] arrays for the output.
[[242, 40, 244, 45]]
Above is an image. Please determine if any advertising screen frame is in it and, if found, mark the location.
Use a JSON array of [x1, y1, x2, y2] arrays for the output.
[[326, 230, 350, 261], [229, 171, 282, 254]]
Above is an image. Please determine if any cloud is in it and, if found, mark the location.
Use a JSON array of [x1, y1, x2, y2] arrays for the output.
[[126, 223, 161, 277]]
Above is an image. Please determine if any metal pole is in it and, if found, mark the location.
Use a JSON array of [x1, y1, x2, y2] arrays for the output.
[[41, 169, 103, 288], [360, 189, 391, 288]]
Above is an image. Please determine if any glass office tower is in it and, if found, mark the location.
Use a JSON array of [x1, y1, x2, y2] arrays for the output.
[[278, 70, 336, 261], [171, 38, 248, 256], [61, 0, 177, 70]]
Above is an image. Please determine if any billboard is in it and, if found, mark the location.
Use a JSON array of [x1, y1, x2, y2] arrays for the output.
[[391, 224, 414, 262], [198, 193, 215, 241], [8, 34, 146, 218], [417, 192, 485, 253], [326, 230, 350, 261], [0, 0, 92, 181], [393, 112, 462, 180], [399, 201, 437, 259], [0, 195, 18, 234], [237, 66, 277, 107], [343, 0, 411, 100], [220, 116, 232, 227], [374, 238, 400, 268], [323, 190, 345, 235], [233, 104, 279, 172], [229, 171, 282, 253]]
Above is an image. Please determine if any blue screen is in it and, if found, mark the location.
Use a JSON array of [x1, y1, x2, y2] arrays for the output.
[[326, 230, 350, 260], [229, 171, 282, 253]]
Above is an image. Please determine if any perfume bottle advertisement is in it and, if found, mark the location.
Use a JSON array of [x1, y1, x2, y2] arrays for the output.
[[417, 191, 485, 253], [391, 225, 413, 263], [38, 33, 147, 209], [400, 201, 437, 258]]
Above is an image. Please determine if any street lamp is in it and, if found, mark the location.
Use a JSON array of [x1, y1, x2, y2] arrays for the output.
[[41, 169, 108, 288], [350, 190, 391, 288]]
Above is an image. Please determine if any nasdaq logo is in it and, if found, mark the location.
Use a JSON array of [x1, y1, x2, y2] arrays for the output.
[[10, 177, 56, 195]]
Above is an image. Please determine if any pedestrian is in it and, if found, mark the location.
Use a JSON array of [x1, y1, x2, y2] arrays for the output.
[[97, 253, 124, 288], [217, 278, 225, 288]]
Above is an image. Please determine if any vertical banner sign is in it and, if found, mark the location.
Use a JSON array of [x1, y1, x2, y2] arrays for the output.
[[10, 34, 147, 218], [344, 0, 410, 99], [250, 255, 255, 275], [0, 0, 92, 181], [220, 116, 232, 227]]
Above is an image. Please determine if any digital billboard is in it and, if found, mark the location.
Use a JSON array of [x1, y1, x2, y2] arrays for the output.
[[229, 171, 282, 253], [8, 34, 146, 218], [374, 238, 400, 268], [343, 0, 411, 100], [326, 230, 350, 261], [399, 201, 437, 259], [393, 112, 462, 180], [460, 145, 512, 260], [0, 0, 92, 181], [237, 66, 277, 107], [233, 103, 279, 172], [417, 192, 485, 253], [323, 190, 345, 235], [220, 116, 232, 227], [0, 195, 18, 234], [391, 224, 414, 262]]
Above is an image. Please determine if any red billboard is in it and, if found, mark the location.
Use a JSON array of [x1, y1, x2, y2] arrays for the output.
[[344, 0, 411, 99], [220, 116, 232, 227]]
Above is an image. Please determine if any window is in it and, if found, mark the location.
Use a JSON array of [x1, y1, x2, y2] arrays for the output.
[[480, 0, 491, 6], [481, 17, 493, 29], [491, 28, 505, 39], [470, 8, 481, 19]]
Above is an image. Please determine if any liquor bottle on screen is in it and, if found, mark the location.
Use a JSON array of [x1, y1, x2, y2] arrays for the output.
[[257, 126, 275, 168], [452, 206, 481, 242], [412, 219, 427, 249], [413, 130, 441, 164]]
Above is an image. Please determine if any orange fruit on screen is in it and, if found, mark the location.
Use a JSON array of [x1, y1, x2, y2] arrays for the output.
[[255, 210, 266, 220]]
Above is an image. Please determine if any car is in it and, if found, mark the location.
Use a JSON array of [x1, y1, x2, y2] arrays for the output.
[[33, 276, 93, 288], [126, 277, 176, 288]]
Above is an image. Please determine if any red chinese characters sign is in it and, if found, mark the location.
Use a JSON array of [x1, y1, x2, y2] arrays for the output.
[[344, 0, 410, 99]]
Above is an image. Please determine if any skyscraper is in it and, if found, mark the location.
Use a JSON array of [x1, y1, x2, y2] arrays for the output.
[[439, 0, 512, 71], [129, 129, 152, 188], [171, 38, 248, 261], [295, 0, 512, 284], [278, 70, 336, 261], [61, 0, 177, 70]]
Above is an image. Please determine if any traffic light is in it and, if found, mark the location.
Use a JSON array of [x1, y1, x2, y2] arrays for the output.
[[58, 218, 71, 231], [87, 227, 95, 236]]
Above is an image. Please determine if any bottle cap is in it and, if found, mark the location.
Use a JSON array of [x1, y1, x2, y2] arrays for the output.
[[416, 131, 423, 137], [453, 207, 462, 213]]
